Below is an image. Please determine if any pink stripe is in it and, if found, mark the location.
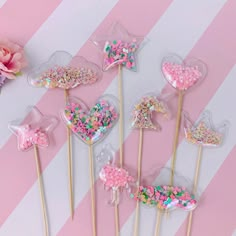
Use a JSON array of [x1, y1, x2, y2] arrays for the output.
[[176, 145, 236, 236], [0, 0, 173, 227], [57, 1, 236, 235], [0, 0, 62, 45]]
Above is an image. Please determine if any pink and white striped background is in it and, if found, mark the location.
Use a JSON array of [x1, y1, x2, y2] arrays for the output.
[[0, 0, 235, 235]]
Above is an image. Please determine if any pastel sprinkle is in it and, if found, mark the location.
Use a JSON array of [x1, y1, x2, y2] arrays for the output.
[[64, 100, 118, 144], [32, 65, 99, 89], [131, 96, 168, 130], [132, 185, 197, 211], [103, 40, 138, 71], [184, 120, 223, 147]]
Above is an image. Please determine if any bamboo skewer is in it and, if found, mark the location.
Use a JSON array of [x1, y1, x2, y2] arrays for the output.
[[115, 192, 120, 236], [154, 90, 184, 235], [170, 90, 184, 185], [118, 64, 124, 168], [154, 210, 162, 236], [186, 146, 203, 236], [133, 128, 143, 236], [64, 89, 74, 220], [88, 143, 97, 236], [34, 145, 49, 236]]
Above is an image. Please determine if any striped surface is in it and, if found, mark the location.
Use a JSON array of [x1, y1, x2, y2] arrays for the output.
[[0, 1, 235, 235]]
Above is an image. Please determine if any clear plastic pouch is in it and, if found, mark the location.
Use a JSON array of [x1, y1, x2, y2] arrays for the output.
[[96, 144, 136, 206], [28, 51, 102, 90], [61, 95, 119, 145], [8, 106, 58, 152], [161, 54, 207, 92], [130, 168, 199, 212], [131, 93, 170, 130], [183, 111, 229, 147], [92, 22, 144, 72]]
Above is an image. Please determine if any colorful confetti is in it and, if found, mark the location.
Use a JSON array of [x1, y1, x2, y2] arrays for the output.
[[31, 65, 99, 89], [131, 185, 197, 211], [162, 61, 203, 91], [131, 95, 168, 130], [103, 39, 138, 71], [64, 99, 119, 144], [184, 116, 223, 147]]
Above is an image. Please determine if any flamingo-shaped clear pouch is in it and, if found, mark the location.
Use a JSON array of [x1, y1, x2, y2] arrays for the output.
[[96, 144, 136, 206]]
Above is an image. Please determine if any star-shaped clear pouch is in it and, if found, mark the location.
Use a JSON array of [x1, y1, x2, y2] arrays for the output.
[[91, 22, 145, 72], [8, 106, 58, 152]]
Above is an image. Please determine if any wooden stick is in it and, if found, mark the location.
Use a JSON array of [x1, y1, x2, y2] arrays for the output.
[[133, 128, 143, 236], [170, 90, 184, 185], [154, 210, 162, 236], [64, 89, 74, 220], [118, 64, 124, 168], [34, 145, 49, 236], [114, 192, 120, 236], [186, 146, 203, 236], [88, 144, 97, 236]]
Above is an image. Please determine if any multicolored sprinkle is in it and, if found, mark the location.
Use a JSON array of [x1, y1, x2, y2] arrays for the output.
[[162, 62, 202, 91], [184, 120, 223, 147], [131, 185, 197, 211], [32, 65, 99, 89], [64, 100, 119, 144], [103, 39, 138, 71], [131, 96, 168, 130]]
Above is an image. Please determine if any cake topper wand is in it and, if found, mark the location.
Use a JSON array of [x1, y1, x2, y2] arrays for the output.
[[28, 51, 101, 220], [131, 94, 169, 236], [9, 107, 57, 236], [184, 112, 228, 236]]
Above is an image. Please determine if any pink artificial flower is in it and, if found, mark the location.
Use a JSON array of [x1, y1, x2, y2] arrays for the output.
[[0, 39, 27, 80]]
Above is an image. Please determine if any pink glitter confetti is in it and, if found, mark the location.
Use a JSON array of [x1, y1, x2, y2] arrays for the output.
[[9, 106, 57, 152], [17, 125, 49, 151], [99, 163, 135, 190], [162, 61, 203, 91]]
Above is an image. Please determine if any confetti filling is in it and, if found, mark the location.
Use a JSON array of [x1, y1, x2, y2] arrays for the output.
[[18, 125, 49, 151], [131, 185, 197, 211], [99, 164, 134, 190], [103, 40, 138, 71], [162, 62, 202, 91], [185, 121, 222, 146], [32, 65, 99, 89], [64, 100, 118, 144], [131, 96, 167, 130]]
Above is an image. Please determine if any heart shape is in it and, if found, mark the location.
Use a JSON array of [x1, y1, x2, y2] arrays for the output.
[[62, 96, 119, 145], [162, 55, 207, 91]]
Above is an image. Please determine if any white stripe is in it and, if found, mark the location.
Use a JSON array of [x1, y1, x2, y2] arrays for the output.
[[0, 0, 118, 148], [0, 0, 7, 8], [0, 0, 227, 235]]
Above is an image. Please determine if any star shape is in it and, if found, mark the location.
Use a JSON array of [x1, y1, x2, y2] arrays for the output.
[[9, 106, 58, 152], [92, 22, 143, 71]]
